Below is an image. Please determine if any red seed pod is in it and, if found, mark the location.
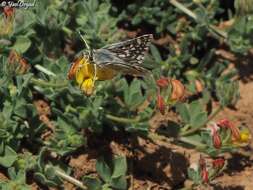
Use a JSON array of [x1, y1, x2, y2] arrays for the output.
[[212, 130, 222, 149], [156, 77, 169, 88], [209, 123, 222, 149], [157, 94, 165, 115], [199, 155, 209, 183], [201, 169, 209, 183], [199, 155, 206, 170], [212, 158, 225, 169], [218, 119, 241, 141]]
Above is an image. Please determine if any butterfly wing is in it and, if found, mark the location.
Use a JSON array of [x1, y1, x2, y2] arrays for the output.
[[93, 34, 153, 76], [103, 34, 153, 65]]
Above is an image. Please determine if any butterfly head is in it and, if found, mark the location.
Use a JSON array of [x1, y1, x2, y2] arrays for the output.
[[67, 51, 92, 80]]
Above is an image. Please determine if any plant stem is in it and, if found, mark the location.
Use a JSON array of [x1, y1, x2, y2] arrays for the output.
[[178, 137, 206, 149], [170, 0, 197, 19], [180, 105, 223, 136], [207, 105, 223, 122], [30, 78, 68, 88], [105, 114, 140, 124], [147, 132, 173, 144], [209, 25, 228, 39], [34, 64, 57, 77], [148, 132, 206, 149], [55, 169, 87, 190], [62, 26, 73, 36], [169, 0, 227, 39]]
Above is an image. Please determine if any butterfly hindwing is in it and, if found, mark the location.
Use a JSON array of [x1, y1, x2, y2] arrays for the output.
[[92, 48, 150, 76], [102, 34, 153, 65]]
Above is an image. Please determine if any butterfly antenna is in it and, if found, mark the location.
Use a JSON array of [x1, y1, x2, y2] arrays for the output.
[[77, 31, 91, 52], [93, 63, 97, 85]]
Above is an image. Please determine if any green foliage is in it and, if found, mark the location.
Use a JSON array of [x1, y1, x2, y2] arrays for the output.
[[234, 0, 253, 16], [216, 80, 240, 107], [0, 168, 30, 190], [228, 16, 253, 54], [83, 156, 127, 190], [176, 100, 208, 129], [0, 146, 17, 167], [227, 0, 253, 53]]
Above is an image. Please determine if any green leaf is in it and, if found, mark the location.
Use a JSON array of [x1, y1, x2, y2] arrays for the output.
[[90, 0, 99, 11], [112, 157, 127, 178], [124, 79, 145, 110], [0, 146, 18, 167], [200, 131, 213, 147], [13, 36, 31, 53], [189, 101, 202, 117], [126, 122, 149, 134], [7, 167, 17, 180], [16, 74, 33, 95], [188, 101, 208, 128], [45, 166, 56, 180], [187, 168, 201, 184], [102, 184, 113, 190], [176, 103, 190, 123], [96, 158, 112, 183], [83, 176, 102, 190], [34, 172, 59, 187], [111, 176, 127, 190], [150, 44, 162, 63], [216, 81, 239, 107], [0, 143, 4, 154], [191, 112, 208, 128], [14, 10, 36, 34]]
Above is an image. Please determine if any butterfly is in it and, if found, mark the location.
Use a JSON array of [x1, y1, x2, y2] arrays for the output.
[[67, 34, 153, 95]]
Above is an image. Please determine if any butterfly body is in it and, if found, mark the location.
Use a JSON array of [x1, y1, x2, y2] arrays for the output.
[[68, 34, 153, 95]]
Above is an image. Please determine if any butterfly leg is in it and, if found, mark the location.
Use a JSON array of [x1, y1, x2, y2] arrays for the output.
[[93, 63, 97, 87]]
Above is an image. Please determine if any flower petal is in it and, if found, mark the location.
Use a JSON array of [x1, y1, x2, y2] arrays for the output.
[[81, 78, 95, 95]]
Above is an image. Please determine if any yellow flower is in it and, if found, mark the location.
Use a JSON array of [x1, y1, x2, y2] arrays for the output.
[[80, 78, 94, 96], [232, 128, 251, 147], [68, 56, 117, 95]]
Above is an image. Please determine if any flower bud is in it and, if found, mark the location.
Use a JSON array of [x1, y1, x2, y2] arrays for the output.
[[213, 130, 222, 149], [170, 79, 185, 101], [217, 119, 241, 141], [199, 156, 209, 183], [0, 7, 15, 36], [208, 123, 222, 149], [157, 94, 165, 115], [199, 155, 206, 170], [201, 169, 209, 183], [7, 50, 30, 75], [3, 6, 14, 18], [212, 158, 225, 169], [195, 79, 204, 93], [156, 77, 169, 88]]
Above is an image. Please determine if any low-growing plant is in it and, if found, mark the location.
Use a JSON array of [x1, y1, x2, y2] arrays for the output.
[[83, 156, 127, 190]]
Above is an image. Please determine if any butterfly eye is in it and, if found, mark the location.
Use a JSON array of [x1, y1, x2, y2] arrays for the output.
[[89, 50, 94, 61]]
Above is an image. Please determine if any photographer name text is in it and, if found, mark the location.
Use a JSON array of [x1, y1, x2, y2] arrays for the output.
[[0, 0, 36, 9]]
